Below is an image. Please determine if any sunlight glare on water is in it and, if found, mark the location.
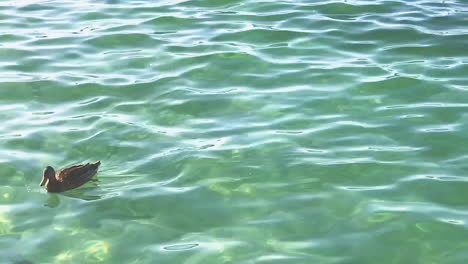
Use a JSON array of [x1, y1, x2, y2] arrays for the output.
[[1, 0, 468, 263]]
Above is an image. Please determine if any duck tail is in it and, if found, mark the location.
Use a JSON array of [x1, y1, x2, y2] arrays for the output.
[[92, 161, 101, 168]]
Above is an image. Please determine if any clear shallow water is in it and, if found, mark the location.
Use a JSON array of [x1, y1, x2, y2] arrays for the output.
[[1, 0, 468, 263]]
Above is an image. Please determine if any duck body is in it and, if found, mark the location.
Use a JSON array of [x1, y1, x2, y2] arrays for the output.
[[40, 161, 101, 193]]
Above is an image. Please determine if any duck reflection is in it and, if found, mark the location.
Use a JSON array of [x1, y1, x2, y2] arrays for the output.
[[44, 185, 102, 208]]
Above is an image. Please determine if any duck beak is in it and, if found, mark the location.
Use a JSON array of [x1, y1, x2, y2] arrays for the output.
[[40, 176, 47, 186]]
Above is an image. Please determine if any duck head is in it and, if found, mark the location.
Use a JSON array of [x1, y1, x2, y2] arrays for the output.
[[40, 166, 56, 186]]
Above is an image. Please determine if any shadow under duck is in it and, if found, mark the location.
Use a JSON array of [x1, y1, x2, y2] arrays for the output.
[[40, 161, 101, 193]]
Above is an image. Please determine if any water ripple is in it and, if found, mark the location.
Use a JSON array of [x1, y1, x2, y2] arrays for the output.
[[1, 0, 468, 263]]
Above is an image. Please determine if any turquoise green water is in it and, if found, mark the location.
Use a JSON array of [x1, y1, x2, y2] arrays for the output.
[[1, 0, 468, 263]]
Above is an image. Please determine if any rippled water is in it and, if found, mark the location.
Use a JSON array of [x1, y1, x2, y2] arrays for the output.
[[1, 0, 468, 263]]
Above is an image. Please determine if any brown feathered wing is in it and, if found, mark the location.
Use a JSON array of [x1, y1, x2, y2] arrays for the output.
[[56, 161, 101, 191]]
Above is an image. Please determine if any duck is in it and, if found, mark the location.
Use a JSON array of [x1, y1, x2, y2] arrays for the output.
[[40, 161, 101, 193]]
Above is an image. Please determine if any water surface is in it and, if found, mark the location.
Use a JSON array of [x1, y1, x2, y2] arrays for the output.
[[1, 0, 468, 263]]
